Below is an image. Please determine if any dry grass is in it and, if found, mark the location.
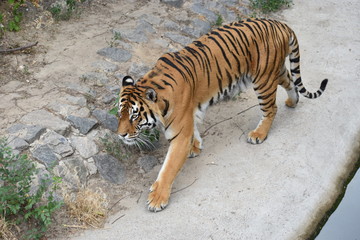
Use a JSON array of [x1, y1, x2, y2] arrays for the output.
[[65, 188, 108, 228], [0, 217, 19, 240]]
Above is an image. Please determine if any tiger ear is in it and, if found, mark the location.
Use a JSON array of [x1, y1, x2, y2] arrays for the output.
[[122, 76, 135, 87], [145, 88, 157, 102]]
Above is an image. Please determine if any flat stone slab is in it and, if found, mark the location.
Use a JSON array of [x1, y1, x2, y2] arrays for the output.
[[93, 154, 126, 184], [97, 47, 132, 62], [31, 144, 59, 168], [92, 109, 118, 132], [20, 109, 71, 136], [67, 115, 98, 134], [70, 136, 99, 159], [7, 123, 46, 144]]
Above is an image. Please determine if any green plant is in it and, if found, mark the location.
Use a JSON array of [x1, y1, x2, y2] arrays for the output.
[[215, 14, 224, 26], [49, 0, 86, 21], [250, 0, 292, 13], [100, 134, 128, 160], [0, 138, 63, 239], [109, 95, 120, 116], [1, 0, 25, 32]]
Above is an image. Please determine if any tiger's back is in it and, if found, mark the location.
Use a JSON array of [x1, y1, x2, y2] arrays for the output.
[[117, 18, 328, 212]]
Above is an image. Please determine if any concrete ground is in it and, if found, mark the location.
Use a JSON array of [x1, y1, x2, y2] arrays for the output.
[[71, 0, 360, 239]]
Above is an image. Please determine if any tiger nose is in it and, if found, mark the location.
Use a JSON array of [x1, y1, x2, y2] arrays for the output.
[[119, 133, 127, 138]]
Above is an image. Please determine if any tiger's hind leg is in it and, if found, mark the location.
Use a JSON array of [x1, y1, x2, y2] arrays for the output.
[[189, 124, 202, 158], [247, 77, 278, 144], [279, 67, 299, 108]]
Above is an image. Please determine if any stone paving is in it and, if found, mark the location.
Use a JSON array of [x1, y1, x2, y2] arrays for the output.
[[1, 0, 252, 196]]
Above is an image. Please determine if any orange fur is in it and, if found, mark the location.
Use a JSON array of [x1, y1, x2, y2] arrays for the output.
[[117, 19, 328, 212]]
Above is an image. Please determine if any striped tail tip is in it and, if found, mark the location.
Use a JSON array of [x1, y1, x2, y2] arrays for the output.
[[302, 78, 328, 99], [320, 78, 328, 91]]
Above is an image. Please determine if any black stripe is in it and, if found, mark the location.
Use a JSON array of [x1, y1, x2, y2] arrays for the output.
[[151, 81, 165, 90], [169, 128, 183, 142], [162, 99, 169, 117], [209, 97, 214, 106], [208, 36, 232, 69], [149, 110, 156, 122], [294, 77, 301, 85], [162, 79, 174, 91], [165, 118, 175, 131], [159, 56, 187, 82], [291, 66, 300, 74], [290, 56, 300, 63], [164, 73, 178, 85], [299, 88, 306, 93]]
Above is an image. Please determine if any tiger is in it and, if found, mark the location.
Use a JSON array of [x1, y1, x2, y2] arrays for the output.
[[116, 18, 328, 212]]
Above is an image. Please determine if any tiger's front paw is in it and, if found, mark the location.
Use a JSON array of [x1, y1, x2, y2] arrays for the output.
[[247, 130, 267, 144], [147, 181, 171, 212]]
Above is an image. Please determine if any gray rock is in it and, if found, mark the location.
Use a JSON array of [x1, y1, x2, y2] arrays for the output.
[[76, 107, 91, 118], [65, 95, 87, 107], [62, 156, 88, 185], [161, 0, 184, 8], [163, 19, 182, 31], [218, 0, 238, 7], [140, 14, 162, 25], [47, 102, 80, 118], [92, 109, 119, 132], [102, 94, 117, 104], [7, 136, 29, 151], [128, 62, 151, 79], [113, 19, 155, 43], [164, 32, 193, 46], [97, 47, 132, 62], [81, 72, 109, 86], [66, 83, 97, 98], [113, 40, 133, 50], [84, 157, 98, 175], [41, 131, 74, 158], [152, 38, 169, 48], [70, 136, 99, 159], [182, 19, 211, 38], [190, 3, 218, 23], [106, 85, 121, 95], [53, 156, 88, 191], [91, 61, 119, 73], [20, 109, 71, 136], [31, 144, 59, 168], [30, 162, 49, 195], [67, 115, 98, 134], [7, 124, 46, 144], [93, 154, 126, 184], [137, 155, 158, 173]]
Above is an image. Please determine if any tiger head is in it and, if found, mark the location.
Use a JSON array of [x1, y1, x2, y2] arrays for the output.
[[117, 76, 160, 146]]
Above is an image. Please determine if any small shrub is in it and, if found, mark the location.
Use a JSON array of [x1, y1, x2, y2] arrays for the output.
[[250, 0, 292, 13], [0, 138, 63, 239]]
